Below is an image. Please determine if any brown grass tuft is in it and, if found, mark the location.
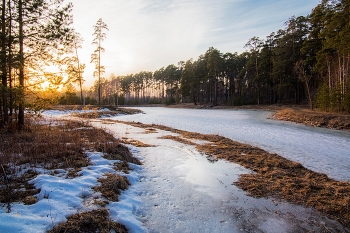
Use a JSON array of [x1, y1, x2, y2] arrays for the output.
[[144, 128, 157, 134], [100, 143, 142, 165], [94, 173, 130, 202], [158, 135, 196, 146], [121, 139, 155, 148], [47, 209, 127, 233], [114, 161, 130, 174]]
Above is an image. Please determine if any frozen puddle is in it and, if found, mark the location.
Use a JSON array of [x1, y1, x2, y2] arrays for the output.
[[93, 121, 346, 232]]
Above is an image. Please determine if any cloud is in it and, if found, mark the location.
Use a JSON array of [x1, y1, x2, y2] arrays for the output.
[[67, 0, 320, 87]]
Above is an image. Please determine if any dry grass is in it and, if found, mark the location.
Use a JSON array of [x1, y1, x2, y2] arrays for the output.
[[0, 120, 92, 211], [0, 120, 92, 170], [273, 108, 350, 130], [47, 209, 127, 233], [121, 138, 155, 148], [93, 173, 130, 202], [114, 161, 130, 174], [113, 119, 350, 228], [0, 117, 140, 231], [96, 140, 142, 165], [49, 105, 142, 113], [56, 106, 144, 119], [158, 135, 196, 146], [145, 127, 157, 134]]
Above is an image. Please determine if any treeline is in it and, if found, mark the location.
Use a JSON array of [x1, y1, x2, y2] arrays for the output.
[[90, 0, 350, 112], [0, 0, 80, 129]]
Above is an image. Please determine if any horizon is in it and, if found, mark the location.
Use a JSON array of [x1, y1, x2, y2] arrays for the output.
[[67, 0, 320, 88]]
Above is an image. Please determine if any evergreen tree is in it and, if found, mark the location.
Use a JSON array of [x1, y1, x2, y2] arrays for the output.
[[91, 18, 108, 105]]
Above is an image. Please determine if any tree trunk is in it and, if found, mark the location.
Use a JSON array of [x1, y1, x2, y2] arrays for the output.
[[192, 83, 197, 105], [75, 44, 83, 105], [8, 0, 13, 117], [98, 40, 101, 105], [1, 0, 8, 125], [18, 0, 24, 129]]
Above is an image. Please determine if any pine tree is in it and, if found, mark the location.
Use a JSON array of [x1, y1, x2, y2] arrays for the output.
[[91, 18, 108, 105]]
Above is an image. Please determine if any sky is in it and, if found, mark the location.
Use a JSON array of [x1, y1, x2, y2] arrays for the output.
[[65, 0, 321, 88]]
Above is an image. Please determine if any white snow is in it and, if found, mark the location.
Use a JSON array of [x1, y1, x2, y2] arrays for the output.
[[91, 120, 346, 232], [1, 107, 349, 232], [0, 150, 146, 233], [113, 107, 350, 181]]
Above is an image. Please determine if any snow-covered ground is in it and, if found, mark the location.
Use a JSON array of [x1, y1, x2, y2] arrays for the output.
[[93, 120, 346, 232], [113, 107, 350, 181], [0, 150, 146, 232], [1, 108, 349, 232]]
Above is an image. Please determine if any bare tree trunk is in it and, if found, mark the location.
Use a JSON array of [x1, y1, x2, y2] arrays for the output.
[[98, 38, 101, 105], [1, 0, 8, 125], [8, 0, 13, 117], [18, 0, 25, 129], [328, 58, 331, 91], [162, 77, 164, 102], [75, 44, 83, 105]]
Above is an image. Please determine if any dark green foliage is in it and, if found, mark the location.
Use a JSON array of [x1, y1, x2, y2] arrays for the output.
[[84, 96, 98, 105], [59, 93, 81, 105], [315, 82, 331, 111]]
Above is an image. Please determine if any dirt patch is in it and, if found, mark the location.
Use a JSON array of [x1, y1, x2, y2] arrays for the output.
[[113, 119, 350, 229], [47, 209, 127, 233], [273, 108, 350, 130]]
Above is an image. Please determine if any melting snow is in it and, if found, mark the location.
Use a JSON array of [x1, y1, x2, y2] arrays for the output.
[[1, 108, 348, 232]]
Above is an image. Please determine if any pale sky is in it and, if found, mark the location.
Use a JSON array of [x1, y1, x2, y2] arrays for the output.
[[66, 0, 320, 88]]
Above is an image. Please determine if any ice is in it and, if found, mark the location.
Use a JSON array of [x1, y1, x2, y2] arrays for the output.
[[3, 108, 347, 232], [90, 120, 347, 232], [113, 107, 350, 181]]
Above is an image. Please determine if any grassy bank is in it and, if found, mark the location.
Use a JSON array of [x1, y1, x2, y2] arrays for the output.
[[0, 118, 140, 232], [272, 108, 350, 130]]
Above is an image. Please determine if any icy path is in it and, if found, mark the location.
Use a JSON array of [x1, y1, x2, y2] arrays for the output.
[[92, 120, 346, 233]]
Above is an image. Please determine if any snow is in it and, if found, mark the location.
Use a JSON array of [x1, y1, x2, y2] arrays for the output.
[[1, 107, 349, 232], [112, 107, 350, 181], [91, 120, 346, 232], [0, 151, 146, 233]]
